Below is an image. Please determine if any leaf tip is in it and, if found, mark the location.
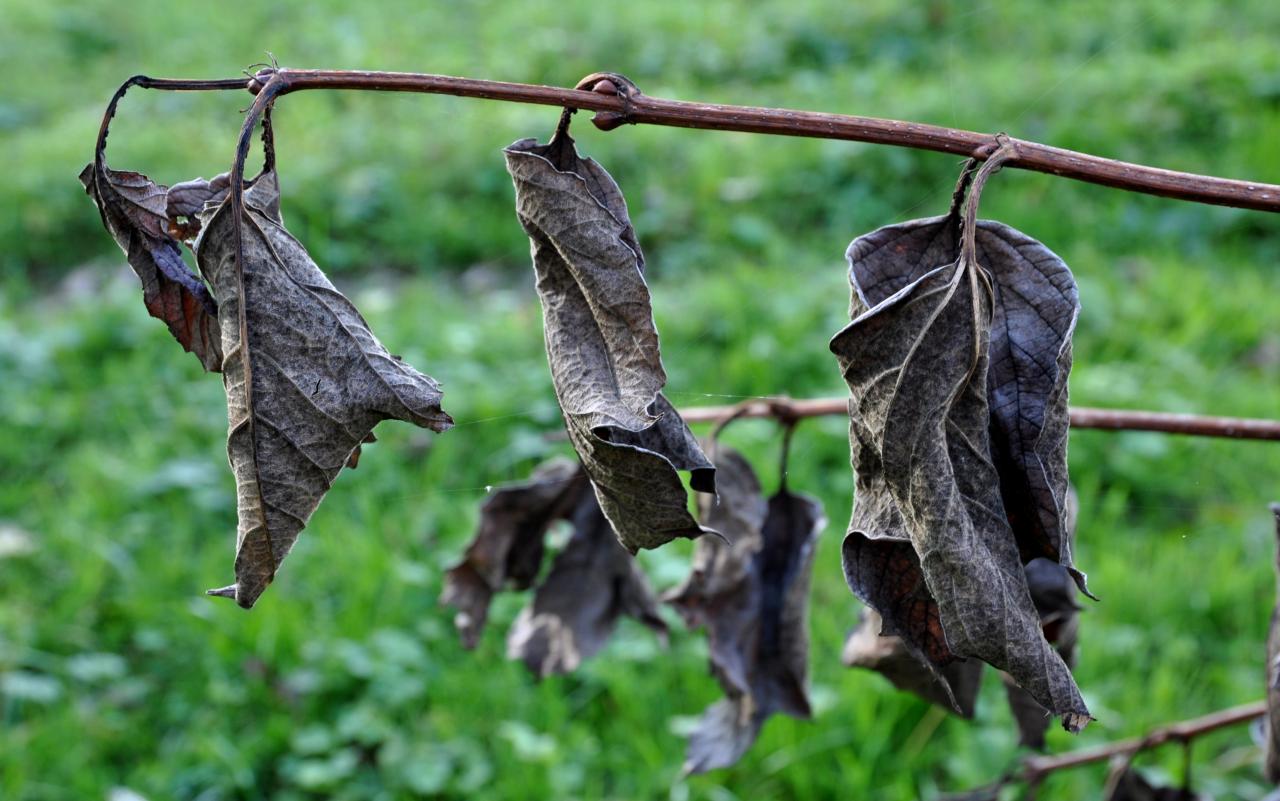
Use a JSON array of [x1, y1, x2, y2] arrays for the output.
[[1060, 712, 1093, 734]]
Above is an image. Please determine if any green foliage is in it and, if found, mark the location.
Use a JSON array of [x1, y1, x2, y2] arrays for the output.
[[2, 0, 1279, 799]]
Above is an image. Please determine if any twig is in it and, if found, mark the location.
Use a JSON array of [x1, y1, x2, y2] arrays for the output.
[[679, 398, 1280, 441], [1018, 700, 1266, 784], [183, 66, 1280, 212]]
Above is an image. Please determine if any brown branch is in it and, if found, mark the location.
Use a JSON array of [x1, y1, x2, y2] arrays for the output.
[[203, 66, 1280, 212], [1018, 700, 1266, 784], [678, 397, 1280, 441]]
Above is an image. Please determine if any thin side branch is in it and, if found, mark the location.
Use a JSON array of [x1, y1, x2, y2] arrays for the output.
[[207, 67, 1280, 212], [679, 398, 1280, 441], [1019, 700, 1266, 783]]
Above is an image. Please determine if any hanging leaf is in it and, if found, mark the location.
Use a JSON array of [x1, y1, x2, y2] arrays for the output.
[[845, 194, 1084, 591], [842, 608, 984, 717], [79, 161, 223, 372], [440, 458, 586, 648], [1104, 760, 1208, 801], [507, 478, 669, 677], [1004, 556, 1082, 748], [1266, 503, 1280, 783], [666, 446, 822, 773], [831, 151, 1089, 730], [504, 132, 715, 553], [1004, 486, 1083, 748], [194, 166, 452, 608]]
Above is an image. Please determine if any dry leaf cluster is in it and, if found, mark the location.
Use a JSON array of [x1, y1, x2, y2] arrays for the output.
[[81, 95, 1280, 788]]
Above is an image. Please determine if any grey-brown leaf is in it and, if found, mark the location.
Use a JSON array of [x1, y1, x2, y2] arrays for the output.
[[507, 482, 669, 677], [831, 239, 1089, 728], [666, 447, 822, 773], [194, 168, 452, 608], [504, 134, 715, 553], [440, 458, 585, 648], [846, 214, 1084, 590], [79, 162, 223, 371]]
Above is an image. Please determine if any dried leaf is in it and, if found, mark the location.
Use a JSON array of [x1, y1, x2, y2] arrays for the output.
[[830, 155, 1089, 730], [1104, 761, 1208, 801], [1005, 487, 1083, 748], [666, 447, 823, 773], [79, 162, 223, 371], [440, 458, 585, 648], [1004, 557, 1082, 749], [1266, 503, 1280, 783], [507, 480, 668, 677], [504, 133, 715, 553], [842, 608, 983, 717], [846, 213, 1084, 589], [194, 167, 452, 608]]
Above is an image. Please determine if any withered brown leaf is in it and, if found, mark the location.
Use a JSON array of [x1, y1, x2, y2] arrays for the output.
[[842, 608, 983, 717], [194, 167, 452, 608], [666, 446, 822, 773], [1266, 503, 1280, 783], [79, 161, 223, 372], [440, 458, 586, 648], [506, 471, 669, 677], [830, 153, 1089, 730], [846, 210, 1083, 590], [504, 132, 715, 553]]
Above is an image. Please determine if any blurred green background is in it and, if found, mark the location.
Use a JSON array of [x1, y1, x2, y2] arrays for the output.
[[2, 1, 1279, 799]]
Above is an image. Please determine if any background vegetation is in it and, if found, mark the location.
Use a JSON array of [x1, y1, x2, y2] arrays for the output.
[[2, 1, 1278, 798]]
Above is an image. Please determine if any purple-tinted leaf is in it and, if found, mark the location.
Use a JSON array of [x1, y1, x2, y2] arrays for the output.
[[667, 446, 822, 773], [80, 162, 222, 371], [440, 458, 585, 648], [507, 481, 668, 677]]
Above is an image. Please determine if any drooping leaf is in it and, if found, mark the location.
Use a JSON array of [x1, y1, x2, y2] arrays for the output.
[[1104, 761, 1208, 801], [440, 458, 585, 648], [842, 608, 983, 717], [1004, 557, 1082, 748], [830, 154, 1089, 730], [1266, 503, 1280, 783], [846, 211, 1084, 590], [504, 132, 715, 553], [1004, 487, 1083, 748], [666, 446, 822, 773], [507, 478, 669, 677], [79, 161, 223, 371], [193, 167, 452, 608]]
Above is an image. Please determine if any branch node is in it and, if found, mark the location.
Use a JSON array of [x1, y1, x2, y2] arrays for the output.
[[575, 72, 641, 131]]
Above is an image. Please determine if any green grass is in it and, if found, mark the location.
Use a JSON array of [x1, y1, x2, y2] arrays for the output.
[[2, 1, 1280, 799]]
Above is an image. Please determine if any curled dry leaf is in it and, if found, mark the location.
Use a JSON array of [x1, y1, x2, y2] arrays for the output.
[[1266, 503, 1280, 783], [504, 132, 715, 553], [845, 211, 1084, 590], [440, 456, 669, 676], [842, 608, 983, 717], [842, 492, 1079, 725], [440, 458, 585, 648], [194, 167, 452, 608], [80, 161, 223, 372], [1005, 556, 1082, 749], [1004, 486, 1083, 748], [666, 446, 822, 774], [507, 481, 669, 678], [830, 154, 1089, 730]]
